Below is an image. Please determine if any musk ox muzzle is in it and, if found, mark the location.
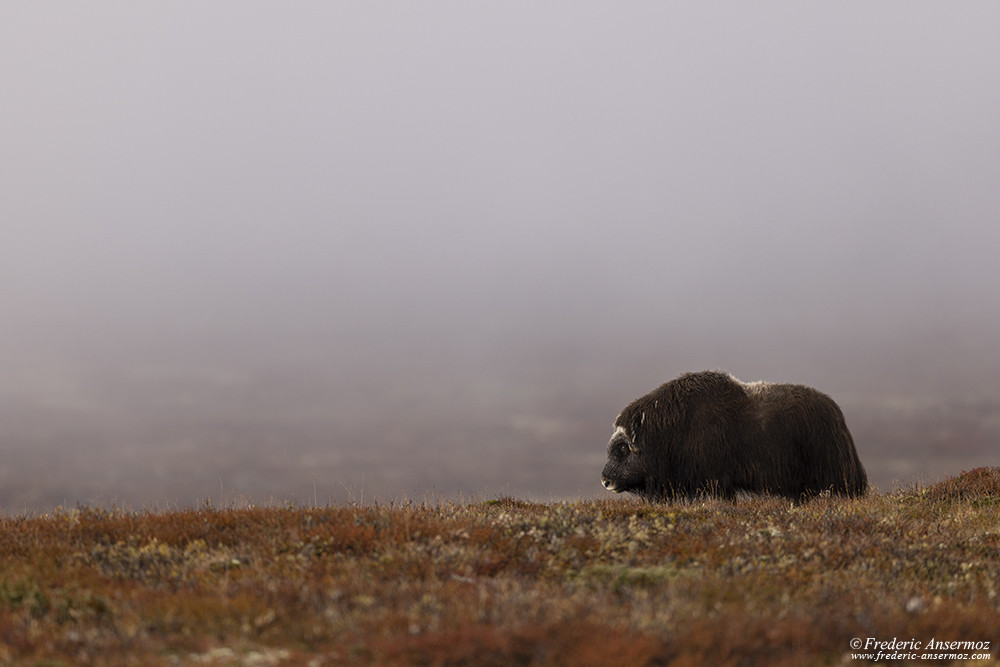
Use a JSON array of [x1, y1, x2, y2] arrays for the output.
[[600, 370, 868, 500]]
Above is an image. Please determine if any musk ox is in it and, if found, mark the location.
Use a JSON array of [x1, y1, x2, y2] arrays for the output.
[[600, 371, 868, 500]]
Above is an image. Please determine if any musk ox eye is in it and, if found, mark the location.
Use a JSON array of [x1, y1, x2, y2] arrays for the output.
[[612, 436, 638, 457]]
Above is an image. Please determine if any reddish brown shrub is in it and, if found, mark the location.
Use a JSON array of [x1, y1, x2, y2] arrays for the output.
[[925, 467, 1000, 501], [375, 621, 666, 666]]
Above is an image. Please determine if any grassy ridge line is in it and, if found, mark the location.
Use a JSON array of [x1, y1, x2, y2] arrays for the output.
[[0, 468, 997, 666]]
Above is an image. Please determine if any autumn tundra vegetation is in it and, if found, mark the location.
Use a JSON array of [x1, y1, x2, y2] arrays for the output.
[[1, 467, 998, 665]]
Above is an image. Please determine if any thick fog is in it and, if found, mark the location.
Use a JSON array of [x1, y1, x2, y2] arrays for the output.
[[3, 3, 999, 509]]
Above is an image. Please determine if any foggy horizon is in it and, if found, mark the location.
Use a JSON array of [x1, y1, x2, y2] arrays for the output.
[[3, 3, 999, 510]]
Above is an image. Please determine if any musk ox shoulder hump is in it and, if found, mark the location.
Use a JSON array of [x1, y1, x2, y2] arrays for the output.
[[740, 379, 772, 395]]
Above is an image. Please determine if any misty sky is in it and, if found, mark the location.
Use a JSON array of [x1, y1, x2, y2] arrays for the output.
[[5, 3, 1000, 352], [2, 4, 1000, 505]]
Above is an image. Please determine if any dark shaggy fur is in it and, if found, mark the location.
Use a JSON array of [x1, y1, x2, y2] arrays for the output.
[[600, 371, 868, 500]]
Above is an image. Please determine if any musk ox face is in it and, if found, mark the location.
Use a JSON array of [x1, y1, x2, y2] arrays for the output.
[[600, 425, 646, 494]]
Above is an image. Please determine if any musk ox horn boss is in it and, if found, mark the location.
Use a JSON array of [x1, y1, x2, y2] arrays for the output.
[[600, 371, 868, 500]]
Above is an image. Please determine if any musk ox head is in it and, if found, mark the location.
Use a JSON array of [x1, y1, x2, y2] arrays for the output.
[[600, 425, 646, 495], [600, 370, 868, 501]]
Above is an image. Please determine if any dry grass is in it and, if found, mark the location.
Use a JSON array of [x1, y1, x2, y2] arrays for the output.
[[1, 469, 999, 665]]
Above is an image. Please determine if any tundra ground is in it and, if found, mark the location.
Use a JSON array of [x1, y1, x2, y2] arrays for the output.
[[1, 468, 999, 665]]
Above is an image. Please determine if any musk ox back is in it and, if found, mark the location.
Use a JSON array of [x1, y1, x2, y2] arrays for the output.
[[600, 371, 868, 500]]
